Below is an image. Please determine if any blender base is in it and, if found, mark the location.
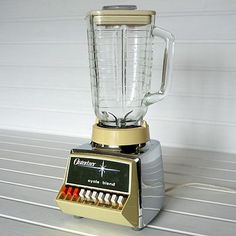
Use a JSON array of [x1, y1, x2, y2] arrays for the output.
[[56, 140, 165, 229]]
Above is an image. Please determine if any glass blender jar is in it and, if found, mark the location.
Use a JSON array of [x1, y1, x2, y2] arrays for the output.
[[87, 5, 174, 129]]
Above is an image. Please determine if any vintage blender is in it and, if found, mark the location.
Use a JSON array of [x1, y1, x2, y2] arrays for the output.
[[56, 5, 174, 230]]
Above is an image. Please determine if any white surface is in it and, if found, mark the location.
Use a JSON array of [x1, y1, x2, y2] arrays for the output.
[[0, 0, 235, 152], [0, 129, 236, 236]]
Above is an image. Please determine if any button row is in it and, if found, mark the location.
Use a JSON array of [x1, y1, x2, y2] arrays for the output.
[[58, 185, 126, 208], [79, 188, 125, 208]]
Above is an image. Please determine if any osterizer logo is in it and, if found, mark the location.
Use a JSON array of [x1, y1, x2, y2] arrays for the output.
[[73, 158, 96, 167], [73, 158, 120, 177]]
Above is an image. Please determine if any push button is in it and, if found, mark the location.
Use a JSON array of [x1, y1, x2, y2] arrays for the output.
[[98, 192, 104, 204], [85, 190, 92, 201], [66, 186, 73, 200], [117, 195, 124, 208], [91, 191, 98, 203], [67, 187, 73, 195], [79, 188, 86, 201], [73, 188, 79, 196], [104, 193, 111, 205], [72, 187, 80, 200], [59, 186, 67, 199], [111, 194, 118, 207], [61, 186, 67, 194]]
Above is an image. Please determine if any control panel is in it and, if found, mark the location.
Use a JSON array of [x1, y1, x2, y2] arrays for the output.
[[56, 150, 140, 228]]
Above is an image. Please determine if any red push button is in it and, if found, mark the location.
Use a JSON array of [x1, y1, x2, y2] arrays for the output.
[[72, 187, 80, 200]]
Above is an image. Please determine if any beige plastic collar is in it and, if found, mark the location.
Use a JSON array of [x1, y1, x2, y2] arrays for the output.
[[88, 10, 155, 25], [88, 10, 156, 16], [91, 121, 150, 146]]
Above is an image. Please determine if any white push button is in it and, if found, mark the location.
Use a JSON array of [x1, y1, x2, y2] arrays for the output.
[[117, 195, 124, 208], [79, 188, 86, 201], [98, 192, 104, 204], [91, 191, 98, 203], [111, 194, 118, 207], [85, 190, 92, 201], [104, 193, 111, 205]]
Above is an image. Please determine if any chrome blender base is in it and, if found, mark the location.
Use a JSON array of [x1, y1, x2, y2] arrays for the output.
[[55, 140, 165, 229]]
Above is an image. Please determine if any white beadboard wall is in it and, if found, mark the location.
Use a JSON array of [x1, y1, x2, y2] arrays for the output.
[[0, 0, 236, 153]]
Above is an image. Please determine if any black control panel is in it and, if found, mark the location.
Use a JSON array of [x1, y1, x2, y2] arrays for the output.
[[66, 156, 130, 193]]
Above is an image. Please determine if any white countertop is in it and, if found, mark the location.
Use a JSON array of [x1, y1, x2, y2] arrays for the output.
[[0, 129, 236, 236]]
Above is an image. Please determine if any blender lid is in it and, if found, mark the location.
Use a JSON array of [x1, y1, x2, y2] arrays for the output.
[[87, 5, 156, 25]]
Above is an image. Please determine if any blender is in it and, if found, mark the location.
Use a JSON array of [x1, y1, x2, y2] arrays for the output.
[[56, 5, 174, 230]]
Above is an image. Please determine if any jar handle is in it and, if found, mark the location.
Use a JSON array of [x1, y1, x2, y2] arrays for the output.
[[143, 27, 175, 106]]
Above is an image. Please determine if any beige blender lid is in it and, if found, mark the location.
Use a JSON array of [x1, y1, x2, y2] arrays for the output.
[[88, 5, 156, 25]]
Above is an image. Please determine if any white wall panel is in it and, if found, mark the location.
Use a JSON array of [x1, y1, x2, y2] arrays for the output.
[[171, 70, 236, 98], [0, 20, 86, 43], [0, 0, 236, 19], [147, 118, 236, 154], [0, 0, 235, 153], [0, 88, 92, 112], [1, 67, 235, 98], [0, 14, 236, 42], [1, 108, 236, 153], [0, 67, 90, 90], [0, 44, 87, 67], [0, 88, 235, 125], [1, 43, 236, 70]]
